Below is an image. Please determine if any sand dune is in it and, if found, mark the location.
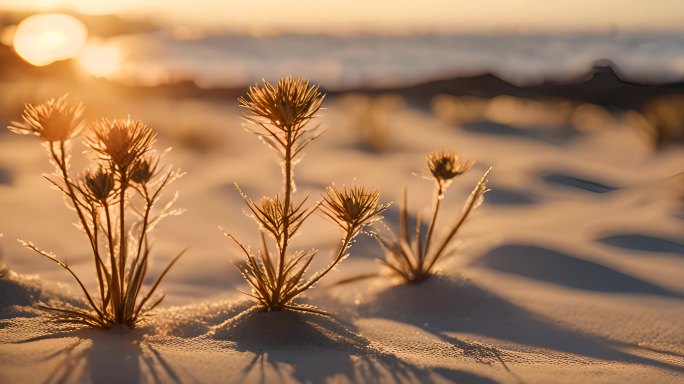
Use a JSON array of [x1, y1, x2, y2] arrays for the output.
[[0, 82, 683, 383]]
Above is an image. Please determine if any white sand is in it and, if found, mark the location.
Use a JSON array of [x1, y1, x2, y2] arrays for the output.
[[0, 92, 683, 383]]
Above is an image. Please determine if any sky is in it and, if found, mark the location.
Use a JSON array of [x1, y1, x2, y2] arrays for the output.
[[1, 0, 684, 33]]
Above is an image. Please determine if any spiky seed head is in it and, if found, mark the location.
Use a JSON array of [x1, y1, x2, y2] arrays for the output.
[[256, 196, 286, 234], [88, 118, 156, 171], [321, 185, 388, 233], [130, 156, 156, 184], [427, 150, 473, 185], [84, 168, 115, 203], [244, 194, 310, 241], [239, 76, 324, 129], [8, 94, 84, 142]]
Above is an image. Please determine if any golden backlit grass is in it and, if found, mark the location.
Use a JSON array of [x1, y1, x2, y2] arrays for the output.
[[225, 77, 388, 314], [376, 151, 491, 283], [8, 95, 184, 328]]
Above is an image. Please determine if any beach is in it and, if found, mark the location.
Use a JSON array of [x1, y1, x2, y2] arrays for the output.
[[1, 3, 684, 379]]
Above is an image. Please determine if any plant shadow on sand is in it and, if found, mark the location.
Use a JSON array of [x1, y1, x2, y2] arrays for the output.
[[595, 234, 684, 256], [475, 244, 684, 298], [359, 274, 684, 376], [0, 274, 42, 320], [10, 324, 181, 384], [208, 307, 463, 383], [460, 121, 576, 145], [484, 185, 538, 206], [0, 269, 84, 320], [538, 171, 619, 194], [0, 165, 13, 185]]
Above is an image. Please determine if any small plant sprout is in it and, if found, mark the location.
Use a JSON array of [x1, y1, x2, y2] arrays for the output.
[[8, 95, 185, 328], [376, 150, 491, 284], [225, 77, 388, 314]]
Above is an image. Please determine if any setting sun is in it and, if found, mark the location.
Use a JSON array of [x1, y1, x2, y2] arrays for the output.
[[12, 13, 87, 66]]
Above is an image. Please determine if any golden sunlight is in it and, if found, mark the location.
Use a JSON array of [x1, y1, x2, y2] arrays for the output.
[[12, 13, 87, 66], [77, 40, 121, 78], [0, 25, 17, 47]]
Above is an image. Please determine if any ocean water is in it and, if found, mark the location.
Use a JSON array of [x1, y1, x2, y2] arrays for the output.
[[104, 31, 684, 89]]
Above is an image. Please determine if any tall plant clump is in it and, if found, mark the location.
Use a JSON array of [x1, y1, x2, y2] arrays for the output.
[[226, 77, 388, 314], [8, 95, 185, 328], [377, 150, 491, 283]]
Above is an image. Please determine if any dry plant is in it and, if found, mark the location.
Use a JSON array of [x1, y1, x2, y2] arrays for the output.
[[627, 95, 684, 149], [339, 93, 404, 153], [376, 150, 491, 283], [225, 77, 388, 314], [7, 94, 184, 328]]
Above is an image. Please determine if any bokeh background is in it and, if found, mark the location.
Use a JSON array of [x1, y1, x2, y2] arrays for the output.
[[0, 1, 682, 300]]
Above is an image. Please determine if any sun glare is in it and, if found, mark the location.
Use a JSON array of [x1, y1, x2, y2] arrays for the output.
[[77, 41, 121, 78], [12, 13, 87, 67]]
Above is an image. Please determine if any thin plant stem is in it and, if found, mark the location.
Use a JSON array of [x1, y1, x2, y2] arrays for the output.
[[50, 142, 96, 253], [288, 229, 354, 300], [422, 182, 443, 269], [104, 201, 121, 321], [134, 247, 187, 318], [426, 168, 490, 272], [128, 184, 151, 286], [51, 141, 111, 314], [90, 207, 106, 309], [275, 129, 293, 301], [118, 175, 127, 314], [400, 188, 409, 241], [22, 242, 106, 321]]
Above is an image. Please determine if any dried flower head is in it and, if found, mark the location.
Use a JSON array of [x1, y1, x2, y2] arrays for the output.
[[88, 118, 156, 171], [238, 187, 312, 243], [240, 76, 324, 129], [130, 156, 158, 184], [239, 77, 326, 196], [250, 196, 289, 240], [8, 94, 84, 142], [83, 168, 115, 203], [427, 150, 474, 186], [321, 185, 388, 235]]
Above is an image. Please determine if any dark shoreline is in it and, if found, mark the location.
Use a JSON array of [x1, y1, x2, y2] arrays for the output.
[[1, 41, 683, 112]]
